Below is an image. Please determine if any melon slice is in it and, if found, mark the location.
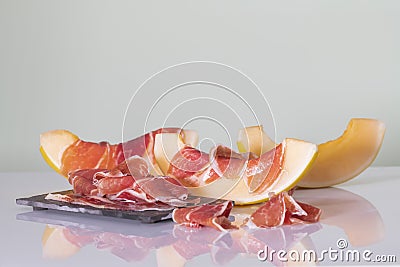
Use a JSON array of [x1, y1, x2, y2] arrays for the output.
[[182, 129, 199, 148], [190, 138, 318, 205], [153, 133, 186, 175], [40, 129, 198, 177], [40, 130, 79, 174], [237, 125, 276, 156], [298, 118, 385, 188]]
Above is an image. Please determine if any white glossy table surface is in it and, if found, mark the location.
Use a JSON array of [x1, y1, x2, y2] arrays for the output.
[[3, 167, 400, 266]]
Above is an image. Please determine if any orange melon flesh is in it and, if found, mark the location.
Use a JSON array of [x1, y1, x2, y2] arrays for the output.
[[298, 118, 385, 188]]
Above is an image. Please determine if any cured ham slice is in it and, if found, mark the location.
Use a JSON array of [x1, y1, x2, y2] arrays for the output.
[[245, 144, 283, 193], [136, 176, 189, 205], [172, 201, 238, 231], [250, 192, 286, 228], [95, 171, 135, 196], [60, 128, 185, 177], [68, 169, 107, 195], [167, 143, 285, 199], [250, 191, 321, 228], [293, 202, 322, 223], [167, 147, 209, 187], [68, 156, 149, 196], [45, 193, 173, 211], [61, 141, 122, 176], [118, 156, 151, 178], [67, 155, 190, 206], [207, 145, 247, 182], [168, 145, 247, 187]]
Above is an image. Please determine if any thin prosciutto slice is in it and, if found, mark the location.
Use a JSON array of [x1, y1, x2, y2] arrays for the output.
[[250, 191, 321, 228], [167, 146, 209, 187], [45, 193, 173, 211], [67, 156, 189, 206], [68, 169, 107, 195], [60, 128, 185, 177], [167, 143, 283, 196], [167, 145, 247, 187], [245, 144, 283, 193], [172, 200, 238, 231]]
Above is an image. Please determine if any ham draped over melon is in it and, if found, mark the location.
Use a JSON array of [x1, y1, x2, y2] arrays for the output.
[[60, 128, 185, 177], [167, 145, 249, 187], [44, 128, 321, 231]]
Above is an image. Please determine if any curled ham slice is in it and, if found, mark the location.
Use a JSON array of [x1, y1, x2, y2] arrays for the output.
[[208, 145, 247, 181], [250, 191, 321, 228], [245, 144, 283, 193], [167, 143, 284, 196], [167, 145, 247, 187], [172, 201, 238, 232], [68, 169, 107, 195], [167, 146, 210, 187]]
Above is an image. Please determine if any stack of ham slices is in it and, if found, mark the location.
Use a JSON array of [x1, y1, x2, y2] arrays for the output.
[[47, 129, 321, 231]]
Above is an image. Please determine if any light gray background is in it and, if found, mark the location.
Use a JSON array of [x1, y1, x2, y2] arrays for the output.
[[1, 1, 399, 171]]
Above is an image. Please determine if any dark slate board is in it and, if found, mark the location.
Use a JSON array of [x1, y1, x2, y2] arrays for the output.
[[16, 190, 173, 223]]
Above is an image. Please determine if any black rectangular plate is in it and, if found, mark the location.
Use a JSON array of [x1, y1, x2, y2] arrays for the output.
[[16, 190, 173, 223]]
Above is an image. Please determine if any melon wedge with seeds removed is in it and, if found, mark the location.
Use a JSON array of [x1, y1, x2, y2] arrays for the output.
[[298, 118, 385, 188], [191, 138, 318, 205], [40, 129, 198, 177], [237, 125, 276, 156]]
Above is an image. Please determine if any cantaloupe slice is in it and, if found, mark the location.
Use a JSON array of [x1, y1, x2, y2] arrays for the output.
[[298, 118, 385, 188], [237, 125, 276, 156], [40, 129, 198, 177], [190, 138, 318, 205], [153, 133, 186, 175], [40, 130, 79, 174]]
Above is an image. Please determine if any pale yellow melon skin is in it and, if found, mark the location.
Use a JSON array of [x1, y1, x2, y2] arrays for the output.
[[298, 118, 385, 188], [40, 130, 79, 175]]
